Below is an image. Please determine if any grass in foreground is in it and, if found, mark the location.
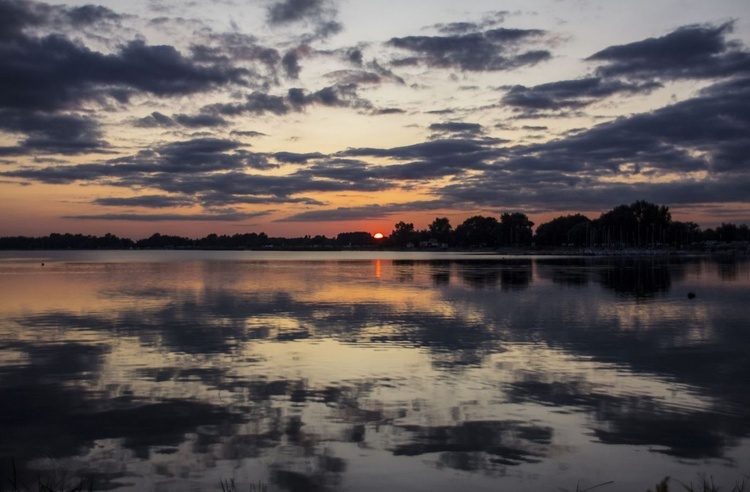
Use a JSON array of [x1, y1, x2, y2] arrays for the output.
[[567, 474, 747, 492], [646, 475, 746, 492], [220, 479, 268, 492], [2, 460, 93, 492], [2, 460, 747, 492]]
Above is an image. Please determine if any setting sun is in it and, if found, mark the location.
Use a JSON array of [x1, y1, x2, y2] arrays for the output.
[[373, 232, 384, 239]]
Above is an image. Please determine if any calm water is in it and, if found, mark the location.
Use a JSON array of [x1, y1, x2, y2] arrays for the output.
[[0, 251, 748, 491]]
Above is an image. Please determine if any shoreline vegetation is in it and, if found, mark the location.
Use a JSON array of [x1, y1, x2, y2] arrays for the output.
[[0, 201, 748, 254], [1, 472, 747, 492]]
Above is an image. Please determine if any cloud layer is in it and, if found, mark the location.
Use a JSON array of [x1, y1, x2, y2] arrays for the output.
[[0, 0, 748, 231]]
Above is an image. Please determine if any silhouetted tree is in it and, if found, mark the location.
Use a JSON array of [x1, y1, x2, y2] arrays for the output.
[[336, 231, 375, 247], [595, 200, 672, 247], [534, 214, 591, 247], [667, 221, 701, 247], [499, 212, 534, 247], [389, 221, 416, 247], [454, 216, 501, 247], [715, 223, 739, 242], [428, 217, 453, 245]]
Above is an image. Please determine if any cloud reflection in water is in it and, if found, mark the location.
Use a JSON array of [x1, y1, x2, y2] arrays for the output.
[[0, 255, 748, 490]]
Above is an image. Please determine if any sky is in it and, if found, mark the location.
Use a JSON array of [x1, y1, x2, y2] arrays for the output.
[[1, 0, 749, 239]]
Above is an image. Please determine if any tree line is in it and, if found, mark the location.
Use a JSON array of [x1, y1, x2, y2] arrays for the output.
[[0, 200, 748, 250]]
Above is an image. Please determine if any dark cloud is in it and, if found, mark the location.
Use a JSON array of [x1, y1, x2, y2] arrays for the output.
[[287, 84, 374, 111], [321, 58, 406, 87], [308, 84, 371, 108], [434, 12, 509, 35], [325, 70, 382, 85], [2, 141, 394, 208], [198, 193, 323, 207], [173, 113, 228, 128], [435, 22, 484, 35], [0, 0, 122, 40], [347, 48, 363, 66], [134, 111, 177, 128], [135, 111, 228, 129], [314, 20, 343, 39], [282, 49, 302, 79], [374, 108, 406, 115], [588, 22, 750, 80], [151, 169, 388, 202], [0, 110, 108, 155], [502, 78, 661, 111], [0, 0, 45, 40], [388, 28, 551, 71], [277, 200, 448, 222], [3, 137, 256, 184], [2, 6, 747, 221], [434, 75, 750, 212], [267, 0, 341, 40], [63, 211, 270, 222], [277, 206, 386, 222], [92, 195, 194, 208], [64, 4, 122, 27], [208, 92, 291, 116], [390, 56, 420, 68], [273, 151, 325, 164], [268, 0, 326, 24], [230, 130, 266, 138], [532, 77, 750, 173], [0, 34, 247, 112], [369, 60, 406, 84], [2, 163, 113, 184], [321, 139, 502, 183], [341, 138, 500, 162], [189, 33, 280, 83], [429, 122, 484, 135]]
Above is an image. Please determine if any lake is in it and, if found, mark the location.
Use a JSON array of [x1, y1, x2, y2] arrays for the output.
[[0, 251, 748, 491]]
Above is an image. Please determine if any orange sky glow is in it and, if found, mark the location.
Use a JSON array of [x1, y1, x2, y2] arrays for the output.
[[1, 0, 749, 239]]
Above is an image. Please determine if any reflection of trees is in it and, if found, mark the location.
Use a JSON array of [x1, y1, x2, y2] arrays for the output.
[[715, 256, 749, 281], [534, 258, 592, 286], [392, 420, 551, 471], [457, 261, 500, 288], [597, 257, 673, 298], [535, 257, 701, 297], [500, 260, 532, 291], [428, 260, 451, 285], [393, 260, 415, 283], [455, 260, 531, 290]]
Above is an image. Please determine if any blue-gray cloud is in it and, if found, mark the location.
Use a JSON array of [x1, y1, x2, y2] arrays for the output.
[[502, 78, 661, 111], [266, 0, 342, 40], [92, 195, 194, 208], [388, 28, 551, 72], [0, 110, 108, 156], [588, 22, 750, 80], [64, 211, 270, 222]]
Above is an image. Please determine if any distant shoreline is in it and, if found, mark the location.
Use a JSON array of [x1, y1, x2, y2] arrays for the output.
[[1, 245, 747, 256]]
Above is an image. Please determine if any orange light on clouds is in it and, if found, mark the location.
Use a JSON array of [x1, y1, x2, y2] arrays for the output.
[[373, 232, 384, 239]]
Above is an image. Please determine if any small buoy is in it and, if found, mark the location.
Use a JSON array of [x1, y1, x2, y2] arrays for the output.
[[687, 292, 696, 299]]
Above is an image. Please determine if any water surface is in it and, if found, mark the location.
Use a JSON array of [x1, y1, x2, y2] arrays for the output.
[[0, 251, 748, 491]]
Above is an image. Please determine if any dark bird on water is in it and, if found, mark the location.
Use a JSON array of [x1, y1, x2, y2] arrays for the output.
[[687, 292, 696, 299]]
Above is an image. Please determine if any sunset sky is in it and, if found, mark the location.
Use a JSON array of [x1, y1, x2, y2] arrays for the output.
[[1, 0, 749, 238]]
